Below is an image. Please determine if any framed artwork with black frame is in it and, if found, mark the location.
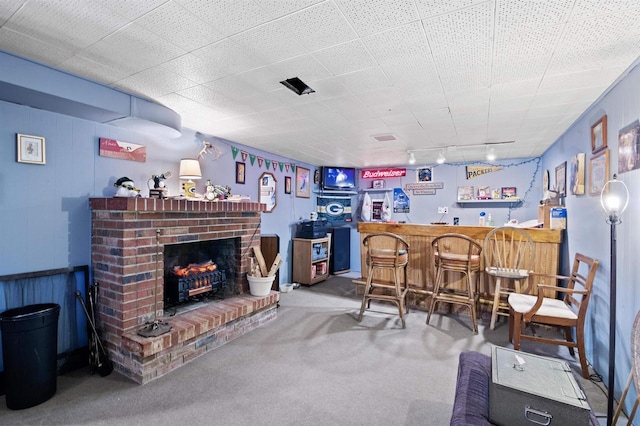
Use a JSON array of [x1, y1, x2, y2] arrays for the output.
[[235, 162, 246, 184], [284, 176, 291, 194], [555, 161, 567, 197]]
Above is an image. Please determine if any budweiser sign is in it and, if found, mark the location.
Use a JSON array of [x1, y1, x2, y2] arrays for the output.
[[361, 168, 406, 179]]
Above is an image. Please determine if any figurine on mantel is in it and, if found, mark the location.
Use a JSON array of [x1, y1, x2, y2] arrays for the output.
[[114, 177, 141, 197]]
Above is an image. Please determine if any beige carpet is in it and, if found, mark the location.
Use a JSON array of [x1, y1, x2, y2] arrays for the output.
[[0, 275, 611, 425]]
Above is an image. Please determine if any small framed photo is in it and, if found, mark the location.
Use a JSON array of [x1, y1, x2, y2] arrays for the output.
[[591, 114, 607, 154], [416, 166, 433, 182], [501, 187, 517, 199], [314, 169, 320, 184], [284, 176, 292, 194], [17, 134, 46, 164], [555, 161, 567, 197], [236, 162, 246, 184], [589, 149, 610, 195], [570, 153, 586, 195], [295, 166, 311, 198], [372, 179, 385, 189]]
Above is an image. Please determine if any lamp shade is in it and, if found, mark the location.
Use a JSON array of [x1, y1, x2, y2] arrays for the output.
[[601, 174, 629, 224], [179, 159, 202, 180]]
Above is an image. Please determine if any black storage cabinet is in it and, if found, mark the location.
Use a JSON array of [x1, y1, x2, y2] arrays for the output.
[[0, 303, 60, 410]]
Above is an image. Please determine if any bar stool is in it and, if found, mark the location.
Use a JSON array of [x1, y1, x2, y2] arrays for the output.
[[358, 232, 410, 328], [426, 234, 482, 333], [484, 226, 534, 330]]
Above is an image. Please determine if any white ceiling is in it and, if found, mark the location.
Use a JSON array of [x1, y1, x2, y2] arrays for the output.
[[1, 0, 640, 167]]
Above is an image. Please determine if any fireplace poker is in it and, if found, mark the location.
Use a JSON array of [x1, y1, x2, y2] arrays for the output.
[[138, 229, 172, 338], [75, 289, 113, 377]]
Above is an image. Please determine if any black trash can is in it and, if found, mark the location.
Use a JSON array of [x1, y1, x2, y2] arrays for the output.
[[0, 303, 60, 410]]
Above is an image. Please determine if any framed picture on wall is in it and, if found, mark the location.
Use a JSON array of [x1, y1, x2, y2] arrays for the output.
[[295, 166, 311, 198], [416, 166, 433, 182], [617, 120, 640, 174], [284, 176, 292, 194], [589, 149, 609, 195], [17, 133, 46, 164], [570, 153, 586, 195], [591, 115, 607, 154], [555, 161, 567, 197], [235, 162, 246, 184]]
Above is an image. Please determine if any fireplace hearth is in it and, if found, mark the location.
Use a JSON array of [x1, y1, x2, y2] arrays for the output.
[[89, 197, 279, 384]]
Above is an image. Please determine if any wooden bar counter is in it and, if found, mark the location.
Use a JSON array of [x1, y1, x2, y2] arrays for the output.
[[356, 222, 563, 311]]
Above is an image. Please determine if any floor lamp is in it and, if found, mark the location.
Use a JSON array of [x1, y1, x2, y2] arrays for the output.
[[601, 174, 629, 426]]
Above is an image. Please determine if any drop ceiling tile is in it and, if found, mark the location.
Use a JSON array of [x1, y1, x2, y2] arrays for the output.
[[112, 67, 197, 98], [58, 54, 130, 85], [230, 19, 307, 64], [381, 56, 440, 85], [489, 96, 533, 114], [571, 0, 640, 20], [134, 1, 223, 51], [0, 0, 25, 26], [5, 0, 129, 52], [415, 0, 487, 18], [0, 28, 74, 66], [270, 54, 332, 84], [312, 40, 377, 76], [338, 67, 392, 94], [279, 1, 357, 51], [178, 85, 233, 109], [538, 67, 624, 93], [363, 21, 430, 64], [322, 95, 373, 121], [177, 0, 270, 36], [95, 0, 169, 20], [490, 80, 540, 100], [447, 87, 490, 108], [253, 0, 323, 18], [530, 86, 606, 108], [191, 39, 263, 78], [204, 75, 264, 100], [494, 0, 572, 37], [161, 54, 228, 84], [82, 23, 186, 75], [335, 0, 420, 37]]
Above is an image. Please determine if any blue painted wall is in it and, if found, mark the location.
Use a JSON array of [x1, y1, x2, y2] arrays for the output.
[[540, 60, 640, 414]]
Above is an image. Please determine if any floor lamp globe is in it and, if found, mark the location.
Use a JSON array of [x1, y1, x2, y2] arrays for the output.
[[601, 174, 629, 426]]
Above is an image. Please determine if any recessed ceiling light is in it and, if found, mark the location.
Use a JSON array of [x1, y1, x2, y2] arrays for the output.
[[279, 77, 315, 95]]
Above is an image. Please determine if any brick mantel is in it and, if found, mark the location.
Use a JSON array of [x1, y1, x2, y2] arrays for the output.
[[89, 197, 277, 383]]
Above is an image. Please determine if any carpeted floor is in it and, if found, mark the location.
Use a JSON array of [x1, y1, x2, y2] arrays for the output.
[[0, 275, 612, 425]]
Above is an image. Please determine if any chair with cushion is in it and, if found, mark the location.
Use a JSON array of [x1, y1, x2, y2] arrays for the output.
[[507, 252, 599, 379], [484, 226, 534, 330], [427, 233, 482, 333], [358, 232, 410, 328]]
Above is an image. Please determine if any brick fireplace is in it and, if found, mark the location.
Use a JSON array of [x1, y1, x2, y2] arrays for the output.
[[89, 197, 279, 384]]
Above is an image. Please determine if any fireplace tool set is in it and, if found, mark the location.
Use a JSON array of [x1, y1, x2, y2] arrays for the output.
[[75, 284, 113, 377], [138, 229, 172, 338]]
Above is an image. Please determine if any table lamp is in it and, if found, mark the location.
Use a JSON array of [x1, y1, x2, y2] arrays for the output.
[[179, 158, 202, 198]]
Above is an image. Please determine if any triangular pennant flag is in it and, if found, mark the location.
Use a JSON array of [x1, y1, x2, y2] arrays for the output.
[[231, 146, 239, 159], [257, 157, 264, 167], [291, 164, 296, 172], [265, 159, 271, 170], [285, 163, 290, 172], [241, 151, 248, 162], [279, 162, 284, 172], [250, 154, 256, 166], [272, 161, 277, 171]]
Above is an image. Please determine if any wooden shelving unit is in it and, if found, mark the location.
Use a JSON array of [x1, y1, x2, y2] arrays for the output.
[[292, 237, 330, 285]]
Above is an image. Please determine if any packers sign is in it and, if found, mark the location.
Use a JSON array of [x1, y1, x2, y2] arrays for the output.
[[466, 165, 502, 179]]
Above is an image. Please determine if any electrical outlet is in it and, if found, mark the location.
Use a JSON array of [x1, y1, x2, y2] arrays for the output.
[[438, 207, 448, 214]]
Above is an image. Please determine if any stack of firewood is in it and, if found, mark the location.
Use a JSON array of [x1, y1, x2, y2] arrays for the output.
[[249, 246, 281, 278]]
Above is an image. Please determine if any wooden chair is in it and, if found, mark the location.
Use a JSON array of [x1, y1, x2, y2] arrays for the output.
[[358, 232, 410, 328], [484, 226, 534, 330], [427, 234, 482, 333], [507, 253, 599, 379], [613, 309, 640, 425]]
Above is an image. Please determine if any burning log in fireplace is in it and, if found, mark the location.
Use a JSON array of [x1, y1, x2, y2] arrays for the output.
[[165, 260, 227, 307]]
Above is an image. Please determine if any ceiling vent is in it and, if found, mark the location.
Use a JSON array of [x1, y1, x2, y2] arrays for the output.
[[372, 134, 397, 142], [279, 77, 315, 95]]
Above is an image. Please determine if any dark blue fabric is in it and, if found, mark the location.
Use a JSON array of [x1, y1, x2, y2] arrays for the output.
[[450, 352, 492, 426]]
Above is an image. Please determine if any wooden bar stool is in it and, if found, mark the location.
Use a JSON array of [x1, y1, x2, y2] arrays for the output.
[[426, 234, 482, 333], [358, 232, 410, 328]]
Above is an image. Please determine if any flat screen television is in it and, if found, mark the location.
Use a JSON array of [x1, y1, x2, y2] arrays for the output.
[[321, 167, 356, 190]]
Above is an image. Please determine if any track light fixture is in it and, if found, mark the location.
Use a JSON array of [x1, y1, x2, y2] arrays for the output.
[[408, 152, 416, 164], [436, 151, 446, 164], [486, 147, 496, 161]]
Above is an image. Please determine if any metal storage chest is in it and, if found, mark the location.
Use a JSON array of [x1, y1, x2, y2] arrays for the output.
[[490, 346, 591, 426]]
